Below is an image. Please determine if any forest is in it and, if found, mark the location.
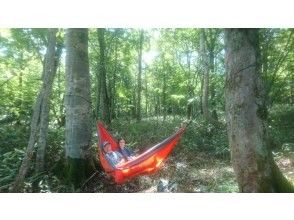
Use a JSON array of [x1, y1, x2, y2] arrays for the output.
[[0, 28, 293, 193]]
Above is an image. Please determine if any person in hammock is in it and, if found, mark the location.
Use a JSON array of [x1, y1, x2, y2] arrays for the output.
[[117, 138, 135, 161], [103, 141, 126, 167]]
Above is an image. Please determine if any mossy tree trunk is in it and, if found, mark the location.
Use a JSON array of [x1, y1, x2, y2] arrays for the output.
[[65, 29, 95, 188], [224, 28, 294, 192]]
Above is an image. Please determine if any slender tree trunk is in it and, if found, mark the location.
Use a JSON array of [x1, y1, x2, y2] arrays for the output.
[[15, 53, 24, 125], [12, 93, 42, 192], [145, 71, 148, 117], [65, 29, 95, 188], [132, 88, 137, 118], [95, 68, 101, 119], [199, 73, 204, 114], [35, 29, 58, 173], [186, 51, 194, 120], [162, 71, 167, 122], [56, 42, 65, 128], [97, 28, 111, 124], [12, 29, 58, 192], [136, 30, 144, 122], [200, 29, 210, 120], [111, 29, 119, 119], [224, 28, 294, 192]]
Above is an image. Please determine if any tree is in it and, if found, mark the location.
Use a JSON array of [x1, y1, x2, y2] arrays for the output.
[[65, 29, 95, 188], [12, 29, 58, 192], [97, 28, 111, 124], [224, 28, 294, 192], [35, 29, 59, 173], [200, 29, 210, 120], [136, 30, 144, 121]]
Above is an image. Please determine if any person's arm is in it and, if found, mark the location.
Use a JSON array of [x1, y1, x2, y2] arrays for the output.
[[125, 147, 135, 156], [116, 151, 126, 164], [105, 154, 117, 168]]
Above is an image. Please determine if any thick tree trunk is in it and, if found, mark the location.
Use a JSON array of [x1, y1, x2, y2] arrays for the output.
[[35, 29, 58, 173], [200, 29, 210, 120], [12, 29, 58, 192], [97, 28, 111, 124], [65, 29, 95, 188], [224, 28, 294, 192], [136, 30, 144, 122]]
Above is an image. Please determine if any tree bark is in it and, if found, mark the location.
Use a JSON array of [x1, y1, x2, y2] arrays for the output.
[[200, 29, 210, 120], [136, 30, 144, 122], [97, 28, 111, 124], [35, 29, 58, 173], [65, 29, 95, 188], [162, 70, 167, 121], [145, 70, 148, 117], [12, 93, 42, 192], [110, 29, 119, 120], [224, 28, 294, 192]]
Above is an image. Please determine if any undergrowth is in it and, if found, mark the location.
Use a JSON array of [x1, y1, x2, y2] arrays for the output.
[[0, 105, 293, 192]]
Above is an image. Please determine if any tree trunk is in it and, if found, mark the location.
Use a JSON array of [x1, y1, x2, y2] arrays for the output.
[[200, 29, 210, 120], [97, 28, 111, 124], [12, 29, 58, 192], [12, 93, 42, 192], [224, 28, 294, 192], [111, 29, 119, 120], [186, 50, 194, 120], [35, 28, 58, 174], [136, 30, 144, 122], [65, 29, 95, 188], [162, 71, 167, 122], [95, 67, 101, 119], [199, 72, 204, 114], [145, 71, 148, 117]]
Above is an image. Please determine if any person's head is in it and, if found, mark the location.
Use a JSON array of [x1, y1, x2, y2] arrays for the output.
[[118, 138, 126, 149], [102, 141, 112, 153]]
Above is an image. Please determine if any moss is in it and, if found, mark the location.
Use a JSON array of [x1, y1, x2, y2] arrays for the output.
[[257, 105, 268, 121], [271, 160, 294, 193], [67, 157, 96, 189]]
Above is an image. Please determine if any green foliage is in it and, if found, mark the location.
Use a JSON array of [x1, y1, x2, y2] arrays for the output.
[[0, 28, 293, 192], [267, 104, 294, 149], [0, 148, 24, 192], [179, 115, 229, 159]]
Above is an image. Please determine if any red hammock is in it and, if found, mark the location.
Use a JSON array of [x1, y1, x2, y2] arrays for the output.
[[97, 121, 186, 184]]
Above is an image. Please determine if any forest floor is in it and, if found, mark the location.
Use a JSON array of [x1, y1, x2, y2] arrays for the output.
[[82, 152, 238, 193], [82, 112, 294, 193], [81, 114, 294, 193], [82, 147, 294, 193], [1, 108, 293, 193]]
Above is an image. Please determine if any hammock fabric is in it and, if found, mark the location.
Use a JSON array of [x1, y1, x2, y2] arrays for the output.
[[97, 121, 186, 184]]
